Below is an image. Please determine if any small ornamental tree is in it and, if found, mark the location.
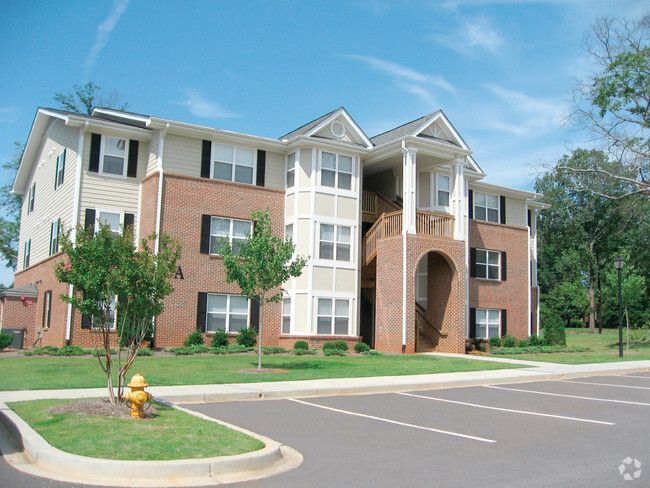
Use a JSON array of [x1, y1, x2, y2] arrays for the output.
[[220, 209, 307, 370], [55, 223, 181, 403]]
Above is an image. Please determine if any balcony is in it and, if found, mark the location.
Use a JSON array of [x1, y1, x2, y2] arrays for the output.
[[362, 209, 454, 265]]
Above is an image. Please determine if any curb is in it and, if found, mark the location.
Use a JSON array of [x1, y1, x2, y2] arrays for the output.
[[0, 401, 302, 487]]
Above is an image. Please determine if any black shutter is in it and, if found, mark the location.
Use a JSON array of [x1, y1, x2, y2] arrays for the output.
[[468, 190, 473, 219], [201, 140, 211, 178], [89, 133, 101, 173], [469, 308, 476, 338], [197, 292, 208, 332], [127, 140, 139, 177], [250, 299, 260, 331], [527, 209, 532, 228], [81, 313, 91, 329], [84, 209, 96, 233], [500, 195, 506, 224], [30, 183, 35, 213], [256, 150, 266, 186], [42, 291, 52, 328], [124, 213, 135, 231], [501, 251, 507, 281], [470, 247, 477, 278], [501, 309, 508, 337], [49, 222, 54, 256], [60, 149, 65, 186], [200, 215, 211, 254]]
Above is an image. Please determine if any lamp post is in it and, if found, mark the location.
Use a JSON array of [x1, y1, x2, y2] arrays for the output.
[[613, 257, 625, 358]]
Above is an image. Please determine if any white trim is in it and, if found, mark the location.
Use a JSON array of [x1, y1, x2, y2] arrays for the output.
[[154, 124, 169, 254]]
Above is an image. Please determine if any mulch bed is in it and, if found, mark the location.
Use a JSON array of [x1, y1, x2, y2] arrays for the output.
[[47, 399, 159, 419]]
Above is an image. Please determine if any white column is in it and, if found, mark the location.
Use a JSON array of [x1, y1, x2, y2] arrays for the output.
[[451, 156, 466, 240], [401, 145, 418, 235]]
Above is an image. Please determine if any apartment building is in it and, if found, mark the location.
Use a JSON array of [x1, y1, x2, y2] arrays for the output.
[[1, 107, 546, 353]]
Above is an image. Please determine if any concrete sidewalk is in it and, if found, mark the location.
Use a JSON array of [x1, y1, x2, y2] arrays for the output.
[[1, 355, 649, 487]]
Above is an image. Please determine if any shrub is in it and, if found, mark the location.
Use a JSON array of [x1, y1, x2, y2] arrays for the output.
[[501, 334, 518, 348], [364, 350, 382, 356], [354, 342, 370, 353], [528, 334, 545, 346], [543, 316, 566, 346], [169, 345, 209, 356], [518, 339, 530, 348], [0, 331, 13, 351], [323, 340, 348, 351], [472, 338, 487, 352], [236, 327, 257, 347], [324, 348, 346, 356], [293, 348, 317, 356], [293, 340, 309, 350], [488, 337, 502, 348], [210, 329, 230, 348], [58, 345, 85, 356], [184, 330, 205, 347], [137, 348, 154, 356], [262, 346, 289, 355]]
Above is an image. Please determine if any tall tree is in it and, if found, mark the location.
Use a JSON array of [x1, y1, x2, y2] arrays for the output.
[[220, 209, 307, 370], [53, 81, 129, 115], [55, 223, 181, 403], [0, 142, 24, 272], [567, 15, 650, 198]]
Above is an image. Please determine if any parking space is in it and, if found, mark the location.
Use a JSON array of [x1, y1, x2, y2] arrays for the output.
[[186, 373, 650, 487]]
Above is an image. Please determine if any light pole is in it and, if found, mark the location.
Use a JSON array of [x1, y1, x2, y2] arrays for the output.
[[613, 256, 625, 358]]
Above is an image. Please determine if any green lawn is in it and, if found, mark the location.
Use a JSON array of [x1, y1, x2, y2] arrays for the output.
[[8, 398, 263, 460], [0, 354, 524, 391], [496, 328, 650, 364]]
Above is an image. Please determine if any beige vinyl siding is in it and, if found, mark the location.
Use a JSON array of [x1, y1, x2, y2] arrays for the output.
[[295, 219, 311, 255], [298, 148, 312, 188], [285, 193, 295, 219], [17, 120, 79, 271], [146, 130, 160, 177], [293, 294, 309, 333], [265, 151, 284, 190], [337, 196, 357, 220], [314, 193, 335, 217], [313, 266, 334, 290], [298, 192, 311, 215], [336, 269, 356, 293], [506, 197, 526, 227], [163, 133, 201, 177]]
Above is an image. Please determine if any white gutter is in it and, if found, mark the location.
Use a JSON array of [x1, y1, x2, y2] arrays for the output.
[[66, 123, 87, 344]]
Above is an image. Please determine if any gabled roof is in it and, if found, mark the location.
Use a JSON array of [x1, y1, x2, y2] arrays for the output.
[[279, 107, 373, 149], [370, 112, 440, 146]]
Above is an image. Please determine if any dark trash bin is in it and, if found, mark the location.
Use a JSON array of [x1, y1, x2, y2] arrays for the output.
[[3, 328, 25, 349]]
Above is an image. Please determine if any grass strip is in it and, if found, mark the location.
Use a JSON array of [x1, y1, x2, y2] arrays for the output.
[[8, 398, 264, 460], [0, 355, 524, 391]]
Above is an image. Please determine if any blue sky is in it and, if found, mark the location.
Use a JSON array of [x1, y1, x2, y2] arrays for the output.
[[0, 0, 648, 286]]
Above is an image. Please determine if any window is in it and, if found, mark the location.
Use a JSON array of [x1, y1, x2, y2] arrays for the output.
[[27, 183, 35, 215], [23, 239, 31, 268], [475, 309, 500, 339], [55, 149, 66, 189], [101, 137, 128, 176], [282, 297, 291, 334], [286, 152, 296, 188], [319, 224, 351, 261], [93, 295, 117, 329], [213, 144, 255, 184], [42, 290, 52, 329], [476, 249, 500, 280], [317, 298, 349, 335], [285, 224, 293, 242], [209, 217, 252, 255], [474, 192, 499, 223], [49, 220, 60, 256], [97, 210, 122, 236], [206, 294, 249, 332], [321, 152, 352, 190], [437, 175, 450, 207], [417, 172, 450, 209]]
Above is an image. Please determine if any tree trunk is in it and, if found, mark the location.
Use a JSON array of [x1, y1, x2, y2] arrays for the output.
[[597, 266, 603, 334], [258, 296, 264, 371], [588, 244, 596, 334]]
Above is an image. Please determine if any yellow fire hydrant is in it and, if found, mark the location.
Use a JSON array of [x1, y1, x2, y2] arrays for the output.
[[122, 372, 152, 418]]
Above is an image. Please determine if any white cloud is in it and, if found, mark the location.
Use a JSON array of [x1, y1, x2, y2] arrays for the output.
[[432, 15, 505, 56], [179, 89, 238, 119], [84, 0, 131, 77]]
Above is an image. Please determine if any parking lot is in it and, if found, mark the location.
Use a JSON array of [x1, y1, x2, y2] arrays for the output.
[[186, 373, 650, 487]]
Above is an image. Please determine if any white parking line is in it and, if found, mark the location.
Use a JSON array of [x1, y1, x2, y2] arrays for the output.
[[288, 398, 497, 443], [484, 385, 650, 406], [564, 380, 650, 390], [622, 375, 650, 379], [396, 392, 614, 425]]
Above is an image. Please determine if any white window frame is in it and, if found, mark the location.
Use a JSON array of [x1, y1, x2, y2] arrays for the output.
[[476, 308, 500, 339], [286, 152, 296, 189], [209, 217, 252, 255], [474, 191, 500, 223], [417, 171, 450, 211], [320, 151, 354, 191], [95, 209, 124, 236], [27, 183, 35, 215], [92, 295, 118, 330], [316, 298, 350, 335], [55, 150, 66, 190], [23, 239, 31, 268], [318, 223, 351, 262], [42, 290, 52, 329], [99, 137, 129, 178], [282, 297, 291, 334], [49, 219, 60, 256], [211, 143, 256, 185], [205, 293, 250, 333], [475, 249, 500, 280]]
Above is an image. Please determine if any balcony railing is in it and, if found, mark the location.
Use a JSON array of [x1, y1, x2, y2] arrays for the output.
[[362, 209, 454, 265], [362, 191, 401, 222]]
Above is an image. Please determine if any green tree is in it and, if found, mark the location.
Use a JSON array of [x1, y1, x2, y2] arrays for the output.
[[220, 209, 307, 370], [53, 81, 129, 115], [55, 223, 181, 403], [542, 280, 589, 328], [601, 261, 649, 328], [0, 142, 24, 272], [568, 15, 649, 197]]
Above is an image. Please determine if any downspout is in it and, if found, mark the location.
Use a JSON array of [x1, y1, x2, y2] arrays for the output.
[[401, 141, 408, 353], [527, 204, 532, 337], [65, 123, 87, 345]]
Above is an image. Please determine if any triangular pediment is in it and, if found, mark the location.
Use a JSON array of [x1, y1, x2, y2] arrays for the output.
[[414, 113, 463, 148], [309, 110, 371, 147]]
